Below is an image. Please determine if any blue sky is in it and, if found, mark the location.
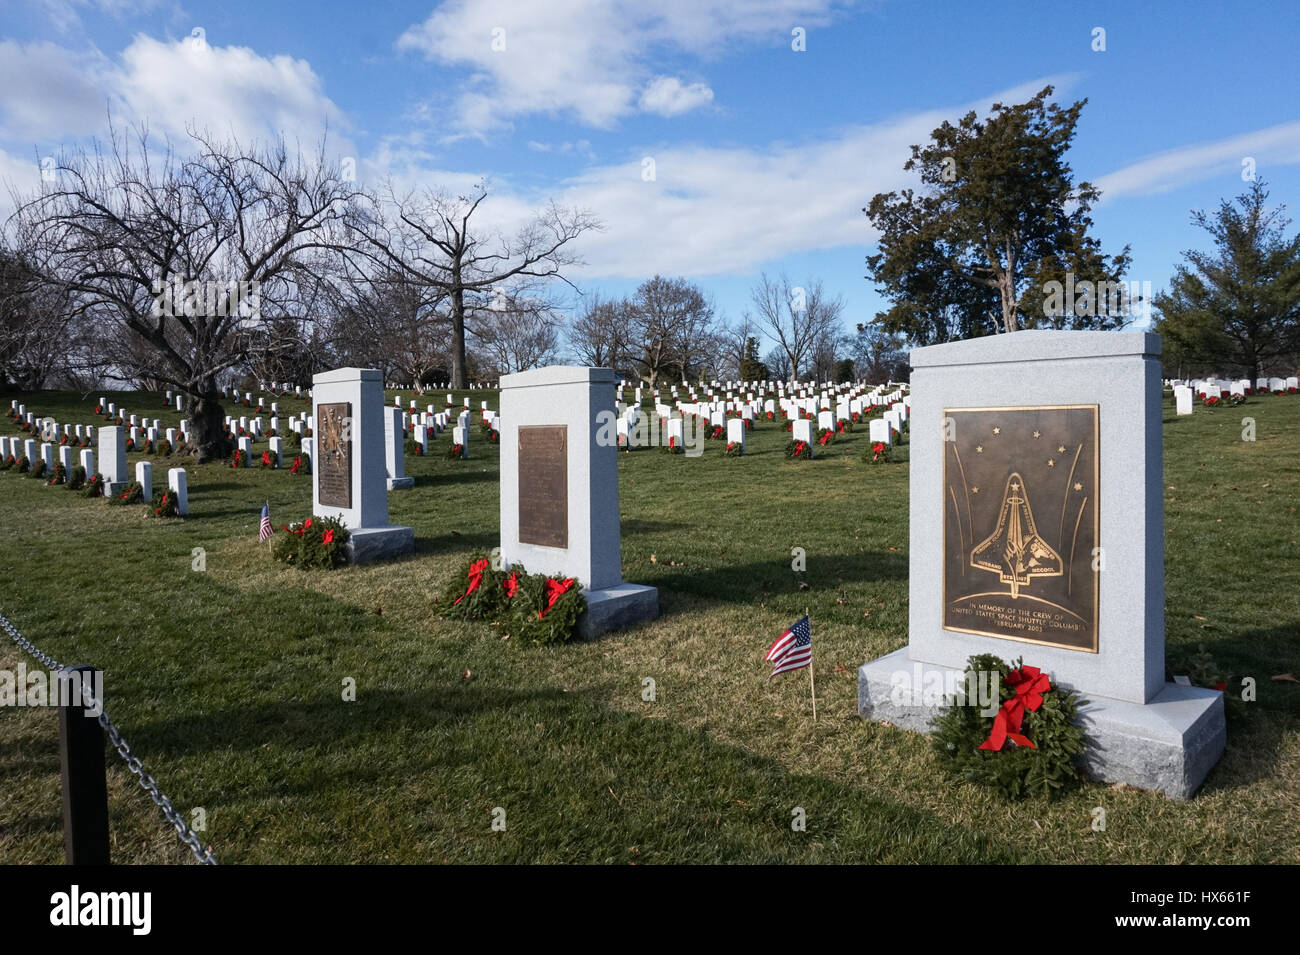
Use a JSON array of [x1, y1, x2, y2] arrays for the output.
[[2, 0, 1297, 342]]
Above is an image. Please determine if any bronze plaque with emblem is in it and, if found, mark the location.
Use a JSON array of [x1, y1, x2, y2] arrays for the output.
[[518, 425, 568, 548], [942, 405, 1099, 652], [317, 401, 352, 509]]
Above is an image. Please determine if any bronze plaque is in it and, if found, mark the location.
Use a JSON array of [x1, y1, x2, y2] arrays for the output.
[[942, 405, 1099, 652], [518, 425, 568, 548], [317, 401, 352, 509]]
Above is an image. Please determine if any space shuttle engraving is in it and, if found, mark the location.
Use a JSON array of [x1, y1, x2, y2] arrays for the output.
[[970, 472, 1063, 599]]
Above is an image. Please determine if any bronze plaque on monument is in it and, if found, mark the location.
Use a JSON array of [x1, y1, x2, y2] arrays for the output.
[[942, 405, 1099, 652], [317, 401, 352, 509], [518, 425, 568, 549]]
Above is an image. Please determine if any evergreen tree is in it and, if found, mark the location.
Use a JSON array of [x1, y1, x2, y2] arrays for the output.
[[1154, 180, 1300, 383]]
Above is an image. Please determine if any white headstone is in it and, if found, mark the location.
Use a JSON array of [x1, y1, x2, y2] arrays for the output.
[[167, 468, 188, 516], [384, 407, 414, 490], [98, 427, 127, 493], [135, 460, 152, 499]]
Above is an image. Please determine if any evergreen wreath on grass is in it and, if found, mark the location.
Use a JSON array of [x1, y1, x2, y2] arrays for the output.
[[271, 516, 350, 569], [661, 437, 685, 454], [861, 441, 891, 464], [27, 459, 46, 479], [435, 555, 587, 645], [46, 463, 67, 486], [84, 472, 104, 497], [930, 654, 1088, 800], [151, 488, 181, 518], [723, 440, 744, 456], [65, 465, 86, 490], [109, 481, 145, 505], [816, 427, 835, 448], [445, 443, 465, 460], [783, 440, 812, 460]]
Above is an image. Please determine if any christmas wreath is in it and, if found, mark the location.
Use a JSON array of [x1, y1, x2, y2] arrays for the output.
[[662, 437, 684, 455], [404, 437, 424, 456], [723, 440, 744, 457], [861, 441, 890, 464], [445, 442, 465, 460], [46, 463, 67, 486], [27, 459, 47, 479], [231, 449, 245, 469], [435, 555, 587, 646], [930, 654, 1088, 800], [84, 472, 104, 497], [816, 428, 835, 447], [259, 450, 275, 468], [289, 456, 305, 475], [783, 440, 812, 460], [109, 481, 145, 506], [65, 465, 86, 491], [151, 489, 181, 518], [271, 516, 350, 569]]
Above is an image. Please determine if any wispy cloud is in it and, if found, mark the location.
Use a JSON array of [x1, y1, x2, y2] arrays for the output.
[[1095, 120, 1300, 200]]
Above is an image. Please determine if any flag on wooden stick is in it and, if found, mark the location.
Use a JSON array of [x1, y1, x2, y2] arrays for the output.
[[258, 502, 273, 542], [766, 615, 812, 678]]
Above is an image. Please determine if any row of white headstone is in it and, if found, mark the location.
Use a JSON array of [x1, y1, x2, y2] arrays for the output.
[[610, 379, 910, 455], [0, 426, 188, 515], [1169, 376, 1299, 415]]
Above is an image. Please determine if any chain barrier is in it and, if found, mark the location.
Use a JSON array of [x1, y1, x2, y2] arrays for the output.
[[1, 609, 219, 865]]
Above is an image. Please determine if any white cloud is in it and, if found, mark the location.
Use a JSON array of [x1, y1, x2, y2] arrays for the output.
[[0, 35, 356, 202], [115, 35, 351, 151], [396, 0, 850, 136], [639, 77, 714, 117], [537, 77, 1079, 280], [1095, 120, 1300, 200], [0, 41, 114, 142]]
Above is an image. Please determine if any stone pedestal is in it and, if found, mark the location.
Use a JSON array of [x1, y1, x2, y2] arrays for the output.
[[311, 367, 414, 564], [856, 330, 1225, 799], [498, 365, 658, 638]]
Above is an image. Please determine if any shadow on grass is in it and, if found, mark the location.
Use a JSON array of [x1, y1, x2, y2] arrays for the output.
[[414, 531, 498, 553], [121, 683, 1019, 864], [1166, 620, 1300, 792], [643, 552, 908, 603]]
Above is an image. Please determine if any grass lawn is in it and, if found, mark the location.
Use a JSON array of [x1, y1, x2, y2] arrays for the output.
[[1, 387, 1297, 864]]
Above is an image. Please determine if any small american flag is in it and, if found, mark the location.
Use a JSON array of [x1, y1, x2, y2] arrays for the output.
[[766, 615, 812, 678], [258, 503, 273, 542]]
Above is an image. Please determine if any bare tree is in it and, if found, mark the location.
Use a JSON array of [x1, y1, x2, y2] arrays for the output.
[[370, 182, 599, 388], [325, 264, 449, 389], [569, 293, 630, 372], [473, 289, 560, 375], [745, 272, 846, 381], [626, 275, 714, 388], [0, 244, 89, 388], [11, 123, 369, 460]]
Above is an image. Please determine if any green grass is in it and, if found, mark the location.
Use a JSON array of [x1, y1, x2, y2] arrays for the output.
[[0, 387, 1297, 864]]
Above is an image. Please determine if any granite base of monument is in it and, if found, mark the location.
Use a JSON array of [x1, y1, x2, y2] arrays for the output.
[[386, 476, 415, 491], [576, 583, 660, 641], [857, 648, 1225, 800], [344, 525, 415, 564]]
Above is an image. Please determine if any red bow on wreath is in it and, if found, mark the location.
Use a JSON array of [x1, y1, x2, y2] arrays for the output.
[[978, 665, 1051, 751], [503, 571, 519, 599], [453, 558, 491, 606], [538, 577, 576, 619]]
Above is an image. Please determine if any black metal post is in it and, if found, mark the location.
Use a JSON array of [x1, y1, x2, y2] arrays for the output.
[[58, 665, 109, 865]]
